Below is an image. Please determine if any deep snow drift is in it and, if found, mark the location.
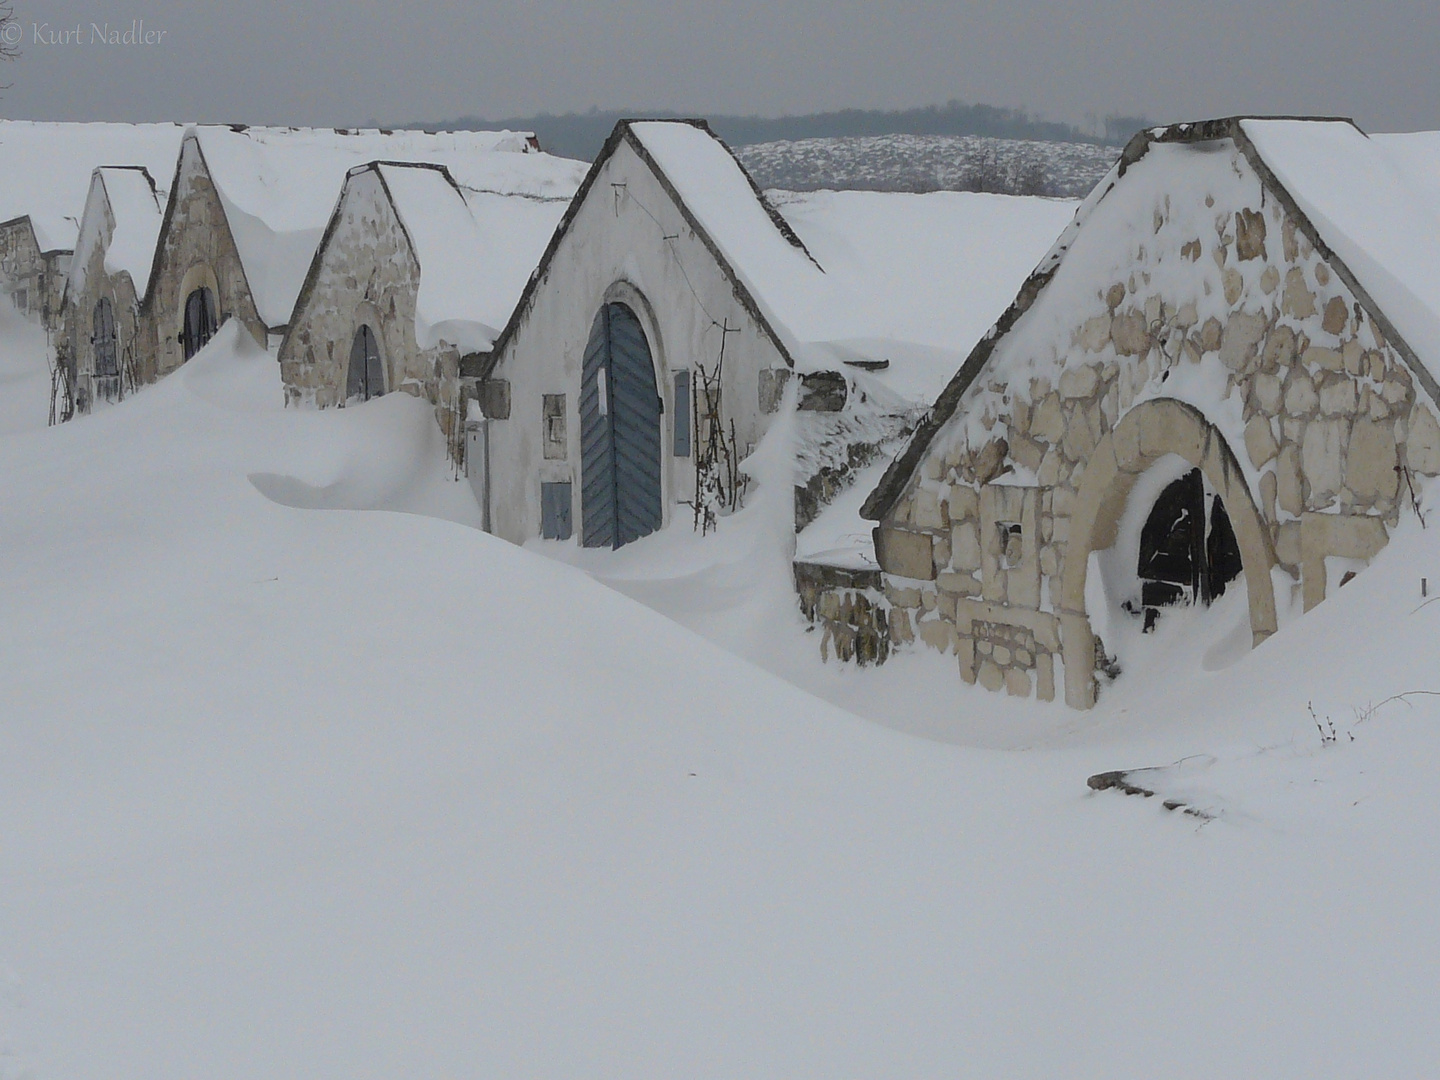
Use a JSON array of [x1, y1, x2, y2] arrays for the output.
[[5, 326, 1440, 1078]]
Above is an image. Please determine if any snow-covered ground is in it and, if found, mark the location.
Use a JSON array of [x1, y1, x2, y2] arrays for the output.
[[5, 324, 1440, 1078], [0, 301, 52, 435]]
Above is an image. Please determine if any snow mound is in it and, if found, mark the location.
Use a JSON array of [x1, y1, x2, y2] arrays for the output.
[[8, 307, 1440, 1078]]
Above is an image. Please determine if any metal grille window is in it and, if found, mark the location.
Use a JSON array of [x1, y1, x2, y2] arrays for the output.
[[542, 394, 567, 460]]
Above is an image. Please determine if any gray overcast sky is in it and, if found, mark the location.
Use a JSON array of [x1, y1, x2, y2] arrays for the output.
[[3, 0, 1437, 135]]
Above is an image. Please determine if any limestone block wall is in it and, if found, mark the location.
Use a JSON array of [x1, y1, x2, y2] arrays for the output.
[[148, 137, 266, 381], [278, 171, 463, 460], [844, 138, 1440, 707], [793, 562, 890, 664]]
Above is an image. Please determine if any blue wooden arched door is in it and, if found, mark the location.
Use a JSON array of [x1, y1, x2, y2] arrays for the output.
[[580, 302, 663, 549]]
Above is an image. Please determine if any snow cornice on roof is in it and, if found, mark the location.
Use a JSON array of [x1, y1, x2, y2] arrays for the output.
[[464, 118, 815, 380], [862, 114, 1440, 522]]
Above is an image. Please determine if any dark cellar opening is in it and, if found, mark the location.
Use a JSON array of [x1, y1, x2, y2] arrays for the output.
[[1132, 468, 1243, 631]]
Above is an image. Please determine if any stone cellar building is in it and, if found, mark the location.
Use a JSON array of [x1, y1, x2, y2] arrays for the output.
[[62, 166, 165, 412], [807, 117, 1440, 708], [279, 160, 575, 465]]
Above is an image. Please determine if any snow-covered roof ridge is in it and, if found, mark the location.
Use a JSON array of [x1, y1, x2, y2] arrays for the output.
[[861, 114, 1440, 522], [97, 166, 165, 297], [371, 160, 502, 353], [625, 119, 832, 359], [286, 158, 576, 357], [171, 123, 585, 329], [0, 120, 188, 251], [475, 117, 1075, 392], [471, 117, 812, 378], [67, 165, 166, 304]]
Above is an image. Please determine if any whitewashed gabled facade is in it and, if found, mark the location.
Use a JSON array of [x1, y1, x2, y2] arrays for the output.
[[467, 119, 822, 547]]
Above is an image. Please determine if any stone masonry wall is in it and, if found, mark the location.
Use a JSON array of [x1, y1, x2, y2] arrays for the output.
[[278, 169, 465, 462], [148, 137, 266, 382], [851, 140, 1440, 704]]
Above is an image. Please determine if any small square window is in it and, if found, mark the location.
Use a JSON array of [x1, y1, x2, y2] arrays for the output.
[[542, 394, 566, 460], [997, 522, 1023, 569]]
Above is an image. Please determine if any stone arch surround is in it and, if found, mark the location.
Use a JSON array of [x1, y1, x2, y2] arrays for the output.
[[1058, 398, 1279, 707]]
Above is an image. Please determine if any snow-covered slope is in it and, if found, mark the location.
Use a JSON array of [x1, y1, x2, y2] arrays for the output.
[[5, 324, 1440, 1078], [0, 295, 50, 434]]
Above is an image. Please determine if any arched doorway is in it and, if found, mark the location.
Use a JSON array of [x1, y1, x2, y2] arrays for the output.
[[345, 324, 385, 402], [1132, 467, 1244, 630], [580, 301, 663, 549], [1058, 398, 1278, 707], [92, 297, 119, 401], [181, 287, 217, 361]]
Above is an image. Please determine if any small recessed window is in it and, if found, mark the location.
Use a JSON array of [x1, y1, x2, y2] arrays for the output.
[[673, 370, 691, 457], [542, 394, 566, 460], [998, 522, 1023, 569]]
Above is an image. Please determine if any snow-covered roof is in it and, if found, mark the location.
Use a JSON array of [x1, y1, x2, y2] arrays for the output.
[[186, 125, 587, 328], [370, 162, 571, 353], [627, 121, 832, 352], [771, 188, 1077, 401], [493, 119, 1073, 402], [861, 115, 1440, 521], [634, 121, 1076, 398], [0, 121, 186, 251], [69, 166, 165, 304], [98, 167, 165, 296], [1242, 120, 1440, 387]]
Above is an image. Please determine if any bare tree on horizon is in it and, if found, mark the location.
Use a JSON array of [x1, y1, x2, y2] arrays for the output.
[[0, 2, 19, 89]]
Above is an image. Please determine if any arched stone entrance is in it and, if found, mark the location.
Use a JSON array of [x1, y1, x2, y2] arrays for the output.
[[1058, 398, 1278, 707], [181, 286, 218, 361], [345, 322, 385, 402]]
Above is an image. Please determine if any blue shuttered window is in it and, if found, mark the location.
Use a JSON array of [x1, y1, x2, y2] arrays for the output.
[[673, 370, 691, 457], [541, 481, 573, 540]]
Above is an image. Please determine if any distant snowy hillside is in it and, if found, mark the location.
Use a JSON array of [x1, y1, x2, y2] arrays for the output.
[[737, 133, 1118, 198]]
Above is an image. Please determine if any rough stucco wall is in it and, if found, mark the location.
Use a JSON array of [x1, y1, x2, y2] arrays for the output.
[[148, 137, 266, 380], [483, 137, 790, 546], [278, 170, 462, 458], [866, 138, 1440, 706]]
